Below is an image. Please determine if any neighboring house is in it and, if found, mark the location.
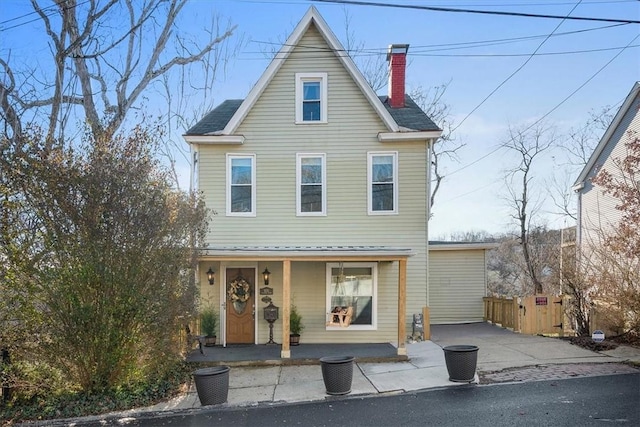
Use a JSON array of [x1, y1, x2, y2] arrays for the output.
[[184, 7, 450, 358], [572, 82, 640, 254]]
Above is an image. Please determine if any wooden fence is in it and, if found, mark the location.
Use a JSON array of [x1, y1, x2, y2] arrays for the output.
[[484, 295, 572, 337]]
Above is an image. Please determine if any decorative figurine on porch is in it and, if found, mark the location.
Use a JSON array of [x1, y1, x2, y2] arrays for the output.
[[411, 313, 424, 341]]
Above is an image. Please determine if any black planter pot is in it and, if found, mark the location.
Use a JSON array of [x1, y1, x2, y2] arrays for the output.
[[290, 334, 300, 346], [443, 345, 478, 382], [193, 366, 230, 405], [320, 356, 354, 395]]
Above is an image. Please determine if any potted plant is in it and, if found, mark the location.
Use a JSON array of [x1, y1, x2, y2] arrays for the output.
[[200, 305, 218, 347], [289, 304, 304, 346]]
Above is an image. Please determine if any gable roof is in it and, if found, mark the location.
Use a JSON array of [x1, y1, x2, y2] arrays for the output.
[[184, 6, 441, 142], [185, 95, 439, 135], [186, 99, 243, 135], [573, 81, 640, 190]]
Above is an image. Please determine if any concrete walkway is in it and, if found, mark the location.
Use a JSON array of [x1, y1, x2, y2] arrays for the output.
[[47, 323, 640, 425], [141, 323, 640, 413]]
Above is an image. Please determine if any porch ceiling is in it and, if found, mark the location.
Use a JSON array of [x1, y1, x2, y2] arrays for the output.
[[197, 245, 415, 261]]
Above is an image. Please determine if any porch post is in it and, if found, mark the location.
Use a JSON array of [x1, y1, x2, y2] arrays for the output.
[[397, 258, 407, 356], [281, 259, 291, 358]]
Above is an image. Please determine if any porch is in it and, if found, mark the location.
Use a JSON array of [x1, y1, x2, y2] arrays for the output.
[[185, 342, 406, 365], [198, 246, 415, 358]]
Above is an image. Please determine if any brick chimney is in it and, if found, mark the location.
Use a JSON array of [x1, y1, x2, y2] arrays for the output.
[[387, 44, 409, 108]]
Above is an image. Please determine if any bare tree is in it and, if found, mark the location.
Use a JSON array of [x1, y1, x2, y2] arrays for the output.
[[342, 8, 387, 92], [487, 235, 525, 296], [565, 106, 615, 167], [443, 229, 496, 242], [0, 0, 237, 145], [548, 107, 615, 220], [409, 83, 464, 208], [548, 169, 578, 221], [502, 123, 557, 294], [561, 241, 592, 336]]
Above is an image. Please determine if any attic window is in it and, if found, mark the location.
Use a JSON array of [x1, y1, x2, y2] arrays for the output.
[[295, 73, 327, 124]]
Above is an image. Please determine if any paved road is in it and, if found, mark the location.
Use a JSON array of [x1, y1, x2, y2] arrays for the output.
[[76, 373, 639, 427]]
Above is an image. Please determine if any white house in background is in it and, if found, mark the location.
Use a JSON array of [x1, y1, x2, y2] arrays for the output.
[[572, 81, 640, 253], [183, 7, 492, 358]]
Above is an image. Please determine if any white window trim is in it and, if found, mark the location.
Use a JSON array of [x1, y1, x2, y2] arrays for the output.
[[325, 262, 378, 331], [295, 72, 328, 124], [226, 153, 256, 217], [367, 151, 398, 215], [296, 153, 327, 216]]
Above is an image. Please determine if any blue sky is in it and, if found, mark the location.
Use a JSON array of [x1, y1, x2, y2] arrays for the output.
[[2, 0, 639, 238]]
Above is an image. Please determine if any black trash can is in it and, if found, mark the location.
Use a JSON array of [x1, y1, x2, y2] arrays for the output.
[[193, 366, 230, 405], [320, 356, 354, 395], [443, 345, 478, 383]]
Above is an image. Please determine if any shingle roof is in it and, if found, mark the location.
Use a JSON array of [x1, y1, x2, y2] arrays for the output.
[[185, 95, 440, 136], [378, 95, 440, 131], [185, 99, 244, 135]]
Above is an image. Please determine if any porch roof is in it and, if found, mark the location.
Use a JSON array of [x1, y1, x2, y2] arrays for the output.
[[197, 245, 415, 261]]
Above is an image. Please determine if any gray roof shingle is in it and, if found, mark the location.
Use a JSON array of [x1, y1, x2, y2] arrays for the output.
[[185, 99, 243, 135], [378, 95, 440, 131], [185, 95, 440, 135]]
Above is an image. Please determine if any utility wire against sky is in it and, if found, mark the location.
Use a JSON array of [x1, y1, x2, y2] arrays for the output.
[[247, 22, 634, 58], [440, 0, 584, 177], [251, 22, 628, 54], [439, 31, 638, 204], [313, 0, 640, 24], [445, 30, 639, 178], [438, 96, 626, 204], [242, 44, 638, 60], [0, 0, 91, 32]]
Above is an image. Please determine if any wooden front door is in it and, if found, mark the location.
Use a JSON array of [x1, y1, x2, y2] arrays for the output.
[[225, 268, 255, 344]]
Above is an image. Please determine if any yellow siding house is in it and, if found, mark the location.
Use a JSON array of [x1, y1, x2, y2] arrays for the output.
[[184, 7, 442, 357]]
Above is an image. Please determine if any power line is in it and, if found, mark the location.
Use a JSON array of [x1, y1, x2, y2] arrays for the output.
[[439, 178, 502, 203], [409, 23, 629, 53], [446, 31, 639, 177], [240, 44, 638, 59], [1, 0, 95, 32], [251, 22, 629, 54], [450, 0, 584, 134], [0, 5, 58, 25], [312, 0, 640, 24], [437, 94, 627, 203]]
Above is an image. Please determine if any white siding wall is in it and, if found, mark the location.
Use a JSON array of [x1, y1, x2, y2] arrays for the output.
[[580, 93, 640, 252], [429, 250, 487, 324], [197, 23, 429, 342]]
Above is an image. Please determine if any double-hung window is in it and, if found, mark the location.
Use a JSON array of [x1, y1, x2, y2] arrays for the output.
[[295, 73, 328, 124], [326, 263, 377, 330], [296, 153, 326, 215], [227, 154, 255, 216], [368, 152, 398, 214]]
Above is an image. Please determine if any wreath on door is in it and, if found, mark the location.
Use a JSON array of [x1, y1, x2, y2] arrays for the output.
[[228, 277, 251, 314]]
